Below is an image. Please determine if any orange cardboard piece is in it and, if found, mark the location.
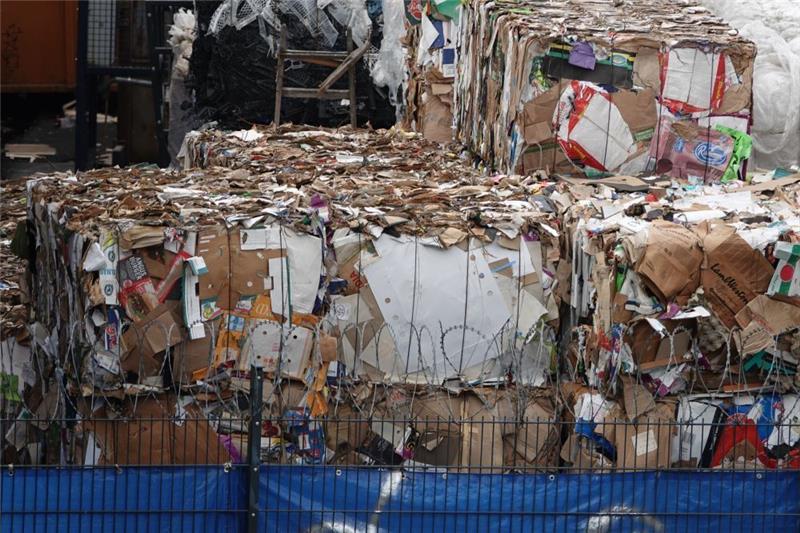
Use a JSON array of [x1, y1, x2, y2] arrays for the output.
[[319, 333, 338, 362]]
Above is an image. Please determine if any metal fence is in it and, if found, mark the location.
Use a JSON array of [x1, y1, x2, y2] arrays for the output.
[[2, 413, 799, 532]]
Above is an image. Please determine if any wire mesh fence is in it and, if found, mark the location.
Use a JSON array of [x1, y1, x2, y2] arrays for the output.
[[2, 413, 799, 531]]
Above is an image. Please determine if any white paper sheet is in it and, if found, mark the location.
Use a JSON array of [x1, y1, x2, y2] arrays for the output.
[[483, 240, 536, 279], [671, 398, 721, 465], [662, 48, 720, 110], [567, 91, 637, 171], [1, 338, 33, 395], [228, 129, 264, 142], [673, 190, 754, 212], [240, 226, 283, 250], [364, 236, 511, 379], [244, 321, 311, 377], [671, 306, 711, 319], [270, 230, 322, 316], [417, 13, 439, 65]]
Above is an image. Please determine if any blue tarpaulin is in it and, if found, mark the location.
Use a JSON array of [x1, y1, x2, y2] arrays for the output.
[[260, 467, 800, 532], [1, 466, 246, 533], [3, 466, 799, 532]]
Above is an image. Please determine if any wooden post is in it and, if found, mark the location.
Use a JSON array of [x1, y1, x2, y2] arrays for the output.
[[347, 29, 357, 128], [273, 27, 287, 127]]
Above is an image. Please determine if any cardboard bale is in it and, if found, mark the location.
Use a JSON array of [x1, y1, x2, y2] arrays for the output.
[[453, 0, 755, 175]]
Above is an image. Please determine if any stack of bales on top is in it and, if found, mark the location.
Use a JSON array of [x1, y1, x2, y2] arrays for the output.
[[454, 0, 756, 180]]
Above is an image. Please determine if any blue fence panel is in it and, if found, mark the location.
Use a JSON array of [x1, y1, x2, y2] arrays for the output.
[[3, 466, 799, 532], [1, 466, 247, 533], [259, 467, 800, 533]]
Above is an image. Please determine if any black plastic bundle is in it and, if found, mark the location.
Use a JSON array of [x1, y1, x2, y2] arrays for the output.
[[187, 1, 395, 129]]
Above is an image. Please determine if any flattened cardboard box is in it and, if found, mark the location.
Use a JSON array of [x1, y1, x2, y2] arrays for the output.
[[171, 333, 214, 383], [87, 398, 227, 465], [507, 396, 559, 466], [614, 402, 675, 469], [121, 302, 183, 377], [636, 221, 703, 306], [625, 319, 692, 367], [702, 225, 774, 328]]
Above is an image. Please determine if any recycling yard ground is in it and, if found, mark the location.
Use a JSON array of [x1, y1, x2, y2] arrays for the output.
[[1, 0, 800, 531]]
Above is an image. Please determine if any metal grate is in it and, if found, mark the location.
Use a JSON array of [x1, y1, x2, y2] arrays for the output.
[[1, 414, 798, 531], [87, 0, 117, 67]]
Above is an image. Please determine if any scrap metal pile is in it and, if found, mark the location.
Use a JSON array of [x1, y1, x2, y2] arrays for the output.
[[3, 124, 799, 470]]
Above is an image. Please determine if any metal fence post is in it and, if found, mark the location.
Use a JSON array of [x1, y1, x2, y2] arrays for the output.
[[247, 366, 263, 533], [74, 0, 89, 171]]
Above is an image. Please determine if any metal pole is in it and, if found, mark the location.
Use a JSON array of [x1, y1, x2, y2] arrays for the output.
[[247, 365, 263, 533], [146, 2, 170, 167], [75, 1, 90, 170]]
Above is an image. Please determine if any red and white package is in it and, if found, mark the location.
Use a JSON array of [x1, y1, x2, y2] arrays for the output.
[[552, 80, 638, 172], [659, 48, 739, 114]]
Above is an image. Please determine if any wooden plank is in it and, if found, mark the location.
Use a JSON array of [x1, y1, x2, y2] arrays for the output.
[[283, 88, 350, 99], [283, 50, 349, 60], [273, 28, 287, 127], [347, 30, 357, 127], [318, 28, 372, 96], [739, 173, 800, 192], [4, 143, 57, 160]]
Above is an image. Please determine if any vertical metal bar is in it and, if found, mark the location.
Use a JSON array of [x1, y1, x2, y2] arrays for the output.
[[87, 73, 98, 169], [248, 367, 263, 533], [75, 0, 90, 170], [146, 2, 169, 167], [347, 29, 357, 128]]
